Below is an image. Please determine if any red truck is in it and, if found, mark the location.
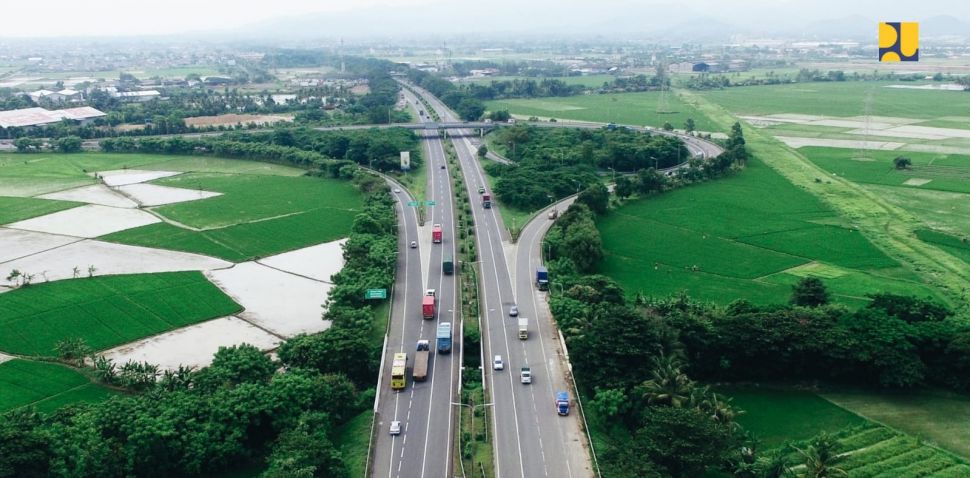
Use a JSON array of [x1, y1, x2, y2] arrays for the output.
[[422, 295, 436, 320], [482, 194, 492, 209], [432, 223, 442, 243]]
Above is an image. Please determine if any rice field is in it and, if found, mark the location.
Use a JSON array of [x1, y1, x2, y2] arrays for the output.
[[485, 90, 719, 132], [0, 196, 80, 225], [0, 271, 241, 356], [0, 359, 116, 413], [149, 173, 362, 229], [597, 155, 937, 305]]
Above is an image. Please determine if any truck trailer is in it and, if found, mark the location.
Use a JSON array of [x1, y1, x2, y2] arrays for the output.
[[432, 223, 442, 243], [518, 318, 528, 339], [482, 193, 492, 209], [413, 340, 430, 382]]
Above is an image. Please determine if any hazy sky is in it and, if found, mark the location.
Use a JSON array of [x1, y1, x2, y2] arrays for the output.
[[1, 0, 967, 38]]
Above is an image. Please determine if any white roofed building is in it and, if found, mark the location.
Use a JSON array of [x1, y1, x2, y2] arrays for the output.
[[0, 106, 106, 129]]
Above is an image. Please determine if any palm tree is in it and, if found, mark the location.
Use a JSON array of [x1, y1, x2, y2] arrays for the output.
[[640, 354, 694, 408], [792, 432, 847, 478]]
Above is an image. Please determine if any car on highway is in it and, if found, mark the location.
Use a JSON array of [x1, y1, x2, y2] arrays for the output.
[[493, 355, 504, 371], [410, 241, 417, 249], [520, 367, 532, 384], [478, 186, 485, 194], [394, 188, 401, 193], [389, 420, 401, 435], [440, 164, 445, 169], [509, 305, 518, 317]]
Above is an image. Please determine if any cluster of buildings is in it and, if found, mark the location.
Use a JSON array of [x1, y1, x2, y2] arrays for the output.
[[0, 106, 106, 129]]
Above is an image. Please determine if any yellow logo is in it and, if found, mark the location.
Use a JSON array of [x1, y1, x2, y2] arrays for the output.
[[879, 22, 919, 62]]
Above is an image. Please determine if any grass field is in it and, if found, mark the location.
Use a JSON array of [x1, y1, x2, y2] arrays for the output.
[[151, 173, 362, 229], [822, 388, 970, 460], [102, 201, 357, 262], [800, 147, 970, 195], [718, 386, 865, 448], [699, 81, 970, 119], [0, 359, 116, 413], [0, 271, 241, 356], [0, 196, 80, 225], [485, 90, 720, 132], [681, 89, 969, 305], [0, 153, 303, 197], [336, 410, 374, 478], [597, 154, 937, 305]]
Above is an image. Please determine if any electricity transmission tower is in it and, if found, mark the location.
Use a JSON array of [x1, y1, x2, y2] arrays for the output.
[[855, 88, 875, 160]]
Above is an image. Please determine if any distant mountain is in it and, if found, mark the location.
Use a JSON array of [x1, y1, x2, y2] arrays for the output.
[[921, 15, 970, 37]]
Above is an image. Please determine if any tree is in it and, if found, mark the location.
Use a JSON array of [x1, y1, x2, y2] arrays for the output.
[[54, 136, 83, 153], [0, 409, 51, 478], [790, 277, 829, 307], [477, 144, 488, 158], [637, 168, 668, 194], [662, 122, 674, 131], [614, 175, 635, 199], [576, 182, 609, 215], [893, 156, 912, 170], [277, 327, 379, 388], [684, 118, 696, 133], [639, 354, 694, 408], [488, 109, 511, 122], [634, 406, 736, 477], [194, 344, 277, 390], [54, 337, 91, 366], [13, 138, 42, 153], [262, 412, 347, 478]]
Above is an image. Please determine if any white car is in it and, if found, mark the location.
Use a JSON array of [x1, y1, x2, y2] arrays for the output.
[[389, 420, 401, 435], [493, 355, 504, 371], [394, 188, 402, 193], [509, 305, 518, 317], [410, 241, 417, 249]]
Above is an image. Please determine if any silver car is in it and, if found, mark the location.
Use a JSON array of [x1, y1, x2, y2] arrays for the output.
[[509, 305, 518, 317], [389, 420, 401, 435]]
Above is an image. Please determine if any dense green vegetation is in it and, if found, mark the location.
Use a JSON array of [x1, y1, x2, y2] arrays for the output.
[[802, 147, 970, 195], [0, 272, 241, 356], [0, 360, 116, 413], [0, 196, 80, 225], [483, 125, 688, 211]]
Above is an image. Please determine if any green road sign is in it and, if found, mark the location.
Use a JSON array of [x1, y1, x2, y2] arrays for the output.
[[365, 288, 387, 300], [425, 200, 436, 206], [407, 201, 420, 207]]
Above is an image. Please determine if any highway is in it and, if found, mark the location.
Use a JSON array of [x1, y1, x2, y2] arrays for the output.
[[406, 82, 596, 478], [371, 91, 459, 478]]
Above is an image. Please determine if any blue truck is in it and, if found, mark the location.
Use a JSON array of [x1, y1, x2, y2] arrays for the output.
[[556, 391, 570, 416], [536, 266, 549, 291], [436, 322, 452, 354]]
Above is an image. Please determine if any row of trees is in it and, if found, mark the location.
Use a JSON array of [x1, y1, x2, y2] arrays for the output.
[[99, 126, 421, 173]]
